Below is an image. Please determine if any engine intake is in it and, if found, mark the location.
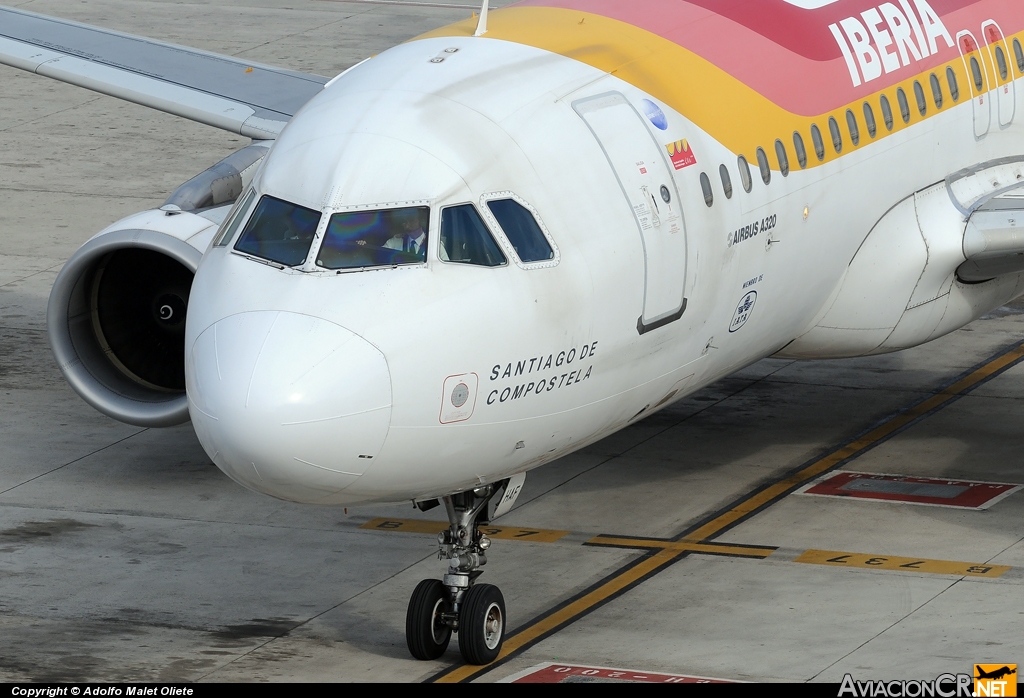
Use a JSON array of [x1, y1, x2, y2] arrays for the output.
[[48, 228, 203, 427]]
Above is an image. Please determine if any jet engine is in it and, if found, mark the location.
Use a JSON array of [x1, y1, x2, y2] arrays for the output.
[[47, 144, 268, 427]]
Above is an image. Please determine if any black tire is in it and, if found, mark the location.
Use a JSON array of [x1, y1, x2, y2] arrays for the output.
[[458, 583, 505, 665], [406, 579, 452, 660]]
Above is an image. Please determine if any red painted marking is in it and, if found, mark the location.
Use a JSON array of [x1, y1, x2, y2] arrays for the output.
[[508, 663, 735, 683], [666, 139, 697, 169], [513, 0, 1023, 116], [800, 472, 1022, 509]]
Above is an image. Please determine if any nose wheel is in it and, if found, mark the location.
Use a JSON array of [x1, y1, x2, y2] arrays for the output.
[[405, 485, 508, 665], [406, 579, 452, 659], [457, 583, 505, 665]]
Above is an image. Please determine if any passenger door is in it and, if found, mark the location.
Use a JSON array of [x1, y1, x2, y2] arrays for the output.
[[573, 92, 687, 334]]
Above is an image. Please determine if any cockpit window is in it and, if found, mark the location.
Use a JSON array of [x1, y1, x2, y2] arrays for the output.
[[315, 205, 429, 270], [234, 195, 321, 267], [486, 199, 553, 263], [440, 205, 506, 267], [214, 188, 256, 247]]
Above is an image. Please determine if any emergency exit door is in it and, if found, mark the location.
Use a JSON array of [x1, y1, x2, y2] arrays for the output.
[[573, 92, 687, 334], [981, 20, 1016, 128], [957, 30, 992, 139]]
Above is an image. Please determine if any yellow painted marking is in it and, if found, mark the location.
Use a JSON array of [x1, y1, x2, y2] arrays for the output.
[[795, 550, 1011, 578], [417, 8, 1023, 169], [360, 518, 568, 543], [431, 342, 1024, 683], [436, 547, 685, 684], [684, 342, 1024, 543], [587, 536, 773, 559]]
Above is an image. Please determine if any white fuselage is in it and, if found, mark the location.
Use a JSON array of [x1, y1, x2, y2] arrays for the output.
[[183, 34, 1023, 506]]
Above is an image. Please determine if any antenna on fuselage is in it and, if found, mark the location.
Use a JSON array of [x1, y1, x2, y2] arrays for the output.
[[473, 0, 489, 36]]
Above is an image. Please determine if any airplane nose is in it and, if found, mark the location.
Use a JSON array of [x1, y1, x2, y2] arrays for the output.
[[186, 311, 391, 503]]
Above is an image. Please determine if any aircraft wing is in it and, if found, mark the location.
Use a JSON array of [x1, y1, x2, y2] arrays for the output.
[[0, 5, 329, 139]]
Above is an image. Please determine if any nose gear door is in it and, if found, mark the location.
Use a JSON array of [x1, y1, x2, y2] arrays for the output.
[[573, 92, 687, 334]]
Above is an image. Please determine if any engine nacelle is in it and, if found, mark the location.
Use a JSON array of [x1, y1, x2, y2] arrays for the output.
[[780, 160, 1024, 360], [48, 210, 220, 426]]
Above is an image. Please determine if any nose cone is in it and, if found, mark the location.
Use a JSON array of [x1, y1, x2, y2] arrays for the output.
[[187, 311, 391, 503]]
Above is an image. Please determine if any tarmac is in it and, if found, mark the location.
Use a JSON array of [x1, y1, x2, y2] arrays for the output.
[[1, 0, 1022, 684]]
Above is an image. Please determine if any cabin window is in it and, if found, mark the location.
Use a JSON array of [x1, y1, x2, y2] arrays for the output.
[[880, 94, 894, 130], [995, 45, 1008, 81], [946, 67, 960, 102], [846, 109, 860, 146], [315, 205, 429, 270], [810, 124, 826, 161], [234, 195, 322, 267], [862, 103, 876, 139], [719, 164, 734, 199], [214, 188, 256, 247], [793, 131, 808, 169], [1015, 39, 1024, 73], [970, 55, 984, 91], [700, 172, 714, 207], [913, 80, 927, 115], [756, 147, 771, 184], [737, 155, 753, 192], [487, 199, 554, 263], [897, 87, 911, 123], [774, 140, 790, 177], [828, 116, 842, 153], [438, 204, 506, 267], [929, 73, 943, 109]]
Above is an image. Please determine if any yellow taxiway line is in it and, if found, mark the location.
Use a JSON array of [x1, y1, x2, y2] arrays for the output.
[[428, 340, 1024, 683], [794, 549, 1011, 578]]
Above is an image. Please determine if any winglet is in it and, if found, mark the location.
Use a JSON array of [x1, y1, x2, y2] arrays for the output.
[[473, 0, 489, 37]]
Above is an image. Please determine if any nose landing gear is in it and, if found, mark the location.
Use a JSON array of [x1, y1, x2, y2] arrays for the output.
[[406, 485, 506, 665]]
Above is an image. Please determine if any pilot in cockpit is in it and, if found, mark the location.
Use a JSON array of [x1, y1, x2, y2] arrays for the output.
[[384, 209, 427, 261]]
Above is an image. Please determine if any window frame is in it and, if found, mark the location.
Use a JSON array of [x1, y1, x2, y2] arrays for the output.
[[232, 193, 324, 269], [1015, 38, 1024, 75], [213, 187, 257, 248], [756, 147, 771, 185], [994, 45, 1008, 81], [828, 116, 843, 153], [306, 199, 431, 273], [810, 124, 826, 161], [699, 172, 714, 207], [880, 94, 895, 131], [719, 163, 734, 199], [436, 202, 508, 268], [737, 155, 753, 192], [897, 87, 911, 123], [774, 139, 790, 177], [969, 55, 984, 92], [929, 72, 943, 109], [479, 191, 560, 269], [862, 102, 877, 139], [793, 131, 808, 169], [913, 80, 928, 116], [846, 109, 860, 146], [946, 66, 960, 102]]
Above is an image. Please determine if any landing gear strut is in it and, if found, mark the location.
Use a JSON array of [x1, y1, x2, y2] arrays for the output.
[[406, 484, 506, 664]]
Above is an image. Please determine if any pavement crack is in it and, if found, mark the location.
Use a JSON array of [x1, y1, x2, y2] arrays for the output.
[[194, 548, 437, 681], [808, 581, 961, 682], [0, 429, 147, 497], [0, 95, 105, 133]]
